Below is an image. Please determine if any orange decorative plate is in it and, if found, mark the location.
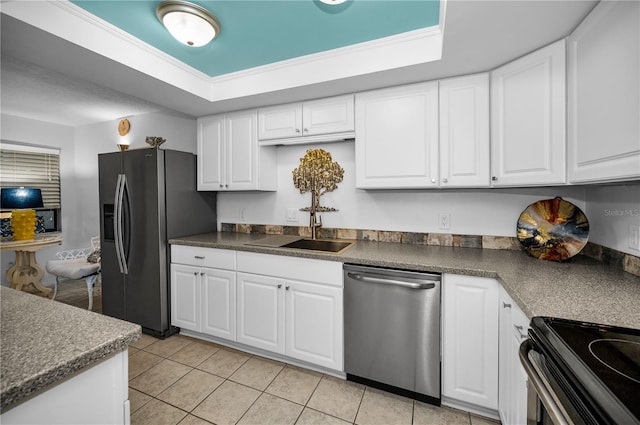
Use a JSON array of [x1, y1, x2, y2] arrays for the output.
[[517, 197, 589, 261]]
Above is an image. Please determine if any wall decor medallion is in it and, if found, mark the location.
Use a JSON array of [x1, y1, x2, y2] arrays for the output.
[[517, 197, 589, 261], [118, 119, 131, 136]]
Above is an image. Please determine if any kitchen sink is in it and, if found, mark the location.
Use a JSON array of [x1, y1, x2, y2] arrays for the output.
[[281, 238, 353, 253]]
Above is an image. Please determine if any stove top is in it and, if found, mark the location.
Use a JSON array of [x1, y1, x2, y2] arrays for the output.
[[530, 317, 640, 424]]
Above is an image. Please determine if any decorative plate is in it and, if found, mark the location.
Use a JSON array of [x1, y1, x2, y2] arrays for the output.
[[517, 197, 589, 262]]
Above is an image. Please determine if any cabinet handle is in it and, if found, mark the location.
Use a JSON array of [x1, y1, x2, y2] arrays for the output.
[[442, 178, 448, 183], [514, 325, 528, 339], [492, 176, 498, 181], [503, 302, 512, 308], [200, 272, 204, 276], [219, 184, 223, 188], [431, 178, 437, 184], [194, 256, 205, 259], [303, 128, 308, 132], [295, 129, 301, 133], [286, 286, 290, 290], [193, 272, 198, 276], [277, 284, 282, 289], [225, 184, 229, 188]]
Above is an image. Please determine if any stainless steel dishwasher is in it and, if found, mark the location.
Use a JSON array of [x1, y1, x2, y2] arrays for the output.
[[344, 264, 441, 404]]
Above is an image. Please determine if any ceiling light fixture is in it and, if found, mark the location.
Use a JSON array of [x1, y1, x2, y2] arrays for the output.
[[156, 1, 221, 47], [319, 0, 348, 4]]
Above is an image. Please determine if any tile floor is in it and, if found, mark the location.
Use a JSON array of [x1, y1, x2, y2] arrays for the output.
[[128, 333, 500, 425]]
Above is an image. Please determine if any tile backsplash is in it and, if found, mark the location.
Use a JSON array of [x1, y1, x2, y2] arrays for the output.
[[221, 222, 640, 278]]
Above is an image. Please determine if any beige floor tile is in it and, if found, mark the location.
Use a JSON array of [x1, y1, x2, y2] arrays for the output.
[[130, 333, 159, 349], [229, 356, 285, 391], [266, 365, 322, 405], [129, 388, 153, 414], [158, 369, 224, 412], [170, 340, 222, 367], [129, 350, 164, 380], [191, 380, 261, 425], [470, 414, 501, 425], [129, 346, 140, 356], [237, 393, 303, 425], [413, 402, 471, 425], [130, 398, 187, 425], [178, 415, 214, 425], [307, 376, 365, 422], [145, 335, 194, 358], [129, 359, 192, 396], [197, 348, 250, 378], [355, 387, 413, 425], [295, 408, 352, 425]]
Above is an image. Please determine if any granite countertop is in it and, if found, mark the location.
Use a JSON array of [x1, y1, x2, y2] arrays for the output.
[[170, 232, 640, 330], [0, 287, 141, 411]]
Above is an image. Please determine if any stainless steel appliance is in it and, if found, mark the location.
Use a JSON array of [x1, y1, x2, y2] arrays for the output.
[[344, 264, 441, 404], [99, 148, 216, 337], [520, 316, 640, 425]]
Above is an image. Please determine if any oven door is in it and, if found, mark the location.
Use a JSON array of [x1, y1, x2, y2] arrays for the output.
[[519, 339, 584, 425]]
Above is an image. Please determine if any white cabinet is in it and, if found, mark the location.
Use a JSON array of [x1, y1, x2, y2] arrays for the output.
[[258, 95, 355, 145], [237, 251, 343, 371], [498, 286, 529, 425], [442, 274, 499, 412], [197, 110, 276, 191], [491, 40, 566, 186], [439, 73, 491, 187], [568, 0, 640, 183], [170, 246, 237, 339], [355, 82, 439, 188]]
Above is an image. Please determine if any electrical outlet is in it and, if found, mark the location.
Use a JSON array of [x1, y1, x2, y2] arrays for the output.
[[239, 207, 246, 222], [630, 224, 640, 251], [286, 208, 299, 222], [439, 212, 451, 230]]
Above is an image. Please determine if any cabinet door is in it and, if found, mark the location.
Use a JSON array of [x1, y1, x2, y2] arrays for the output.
[[442, 274, 499, 410], [258, 103, 303, 140], [201, 268, 236, 340], [302, 95, 354, 136], [236, 272, 285, 354], [197, 115, 225, 191], [355, 82, 439, 188], [491, 40, 566, 186], [226, 110, 258, 190], [285, 280, 343, 371], [439, 74, 490, 187], [568, 1, 640, 183], [170, 264, 201, 332]]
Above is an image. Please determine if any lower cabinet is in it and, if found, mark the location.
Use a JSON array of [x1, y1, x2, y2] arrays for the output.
[[442, 274, 499, 413], [498, 286, 529, 425], [170, 245, 344, 372]]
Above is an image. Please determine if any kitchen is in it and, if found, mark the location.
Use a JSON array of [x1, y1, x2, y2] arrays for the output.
[[1, 0, 639, 424]]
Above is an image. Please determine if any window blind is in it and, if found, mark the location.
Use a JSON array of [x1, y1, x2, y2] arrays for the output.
[[0, 146, 61, 209]]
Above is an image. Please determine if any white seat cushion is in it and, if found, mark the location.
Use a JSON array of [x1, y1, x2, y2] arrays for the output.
[[46, 258, 100, 280]]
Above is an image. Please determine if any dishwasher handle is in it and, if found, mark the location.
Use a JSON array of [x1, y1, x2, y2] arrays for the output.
[[346, 272, 437, 289]]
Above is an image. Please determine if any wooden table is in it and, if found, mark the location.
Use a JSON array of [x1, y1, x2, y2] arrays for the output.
[[1, 236, 63, 297]]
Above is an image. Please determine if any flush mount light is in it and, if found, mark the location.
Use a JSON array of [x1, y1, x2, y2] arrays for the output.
[[156, 0, 221, 47], [319, 0, 348, 4]]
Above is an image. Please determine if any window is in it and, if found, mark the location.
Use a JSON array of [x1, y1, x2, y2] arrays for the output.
[[0, 143, 61, 232]]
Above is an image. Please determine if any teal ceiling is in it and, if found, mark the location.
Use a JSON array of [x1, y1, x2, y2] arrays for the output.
[[70, 0, 440, 77]]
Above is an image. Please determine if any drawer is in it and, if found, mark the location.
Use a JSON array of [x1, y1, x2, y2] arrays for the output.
[[171, 245, 236, 270], [237, 251, 342, 287]]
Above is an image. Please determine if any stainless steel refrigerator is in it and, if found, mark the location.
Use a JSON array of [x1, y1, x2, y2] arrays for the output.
[[99, 148, 216, 337]]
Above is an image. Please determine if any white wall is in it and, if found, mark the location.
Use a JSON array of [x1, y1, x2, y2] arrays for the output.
[[585, 184, 640, 256], [217, 141, 588, 237], [1, 111, 197, 286]]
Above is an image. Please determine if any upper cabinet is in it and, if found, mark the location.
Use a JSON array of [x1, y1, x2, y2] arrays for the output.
[[491, 40, 567, 187], [568, 0, 640, 183], [258, 95, 355, 145], [439, 73, 491, 188], [355, 82, 440, 189], [197, 110, 276, 191]]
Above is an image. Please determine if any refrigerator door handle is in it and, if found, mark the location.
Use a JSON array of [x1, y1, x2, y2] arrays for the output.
[[114, 174, 128, 274]]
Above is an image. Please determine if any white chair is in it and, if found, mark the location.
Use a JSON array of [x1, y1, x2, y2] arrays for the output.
[[46, 236, 101, 310]]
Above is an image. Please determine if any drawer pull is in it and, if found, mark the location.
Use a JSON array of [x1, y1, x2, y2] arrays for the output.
[[277, 284, 282, 289], [194, 256, 205, 260], [514, 324, 528, 339], [503, 302, 512, 308]]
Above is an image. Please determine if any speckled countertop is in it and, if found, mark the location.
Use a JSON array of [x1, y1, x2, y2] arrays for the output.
[[0, 287, 140, 411], [170, 232, 640, 330]]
